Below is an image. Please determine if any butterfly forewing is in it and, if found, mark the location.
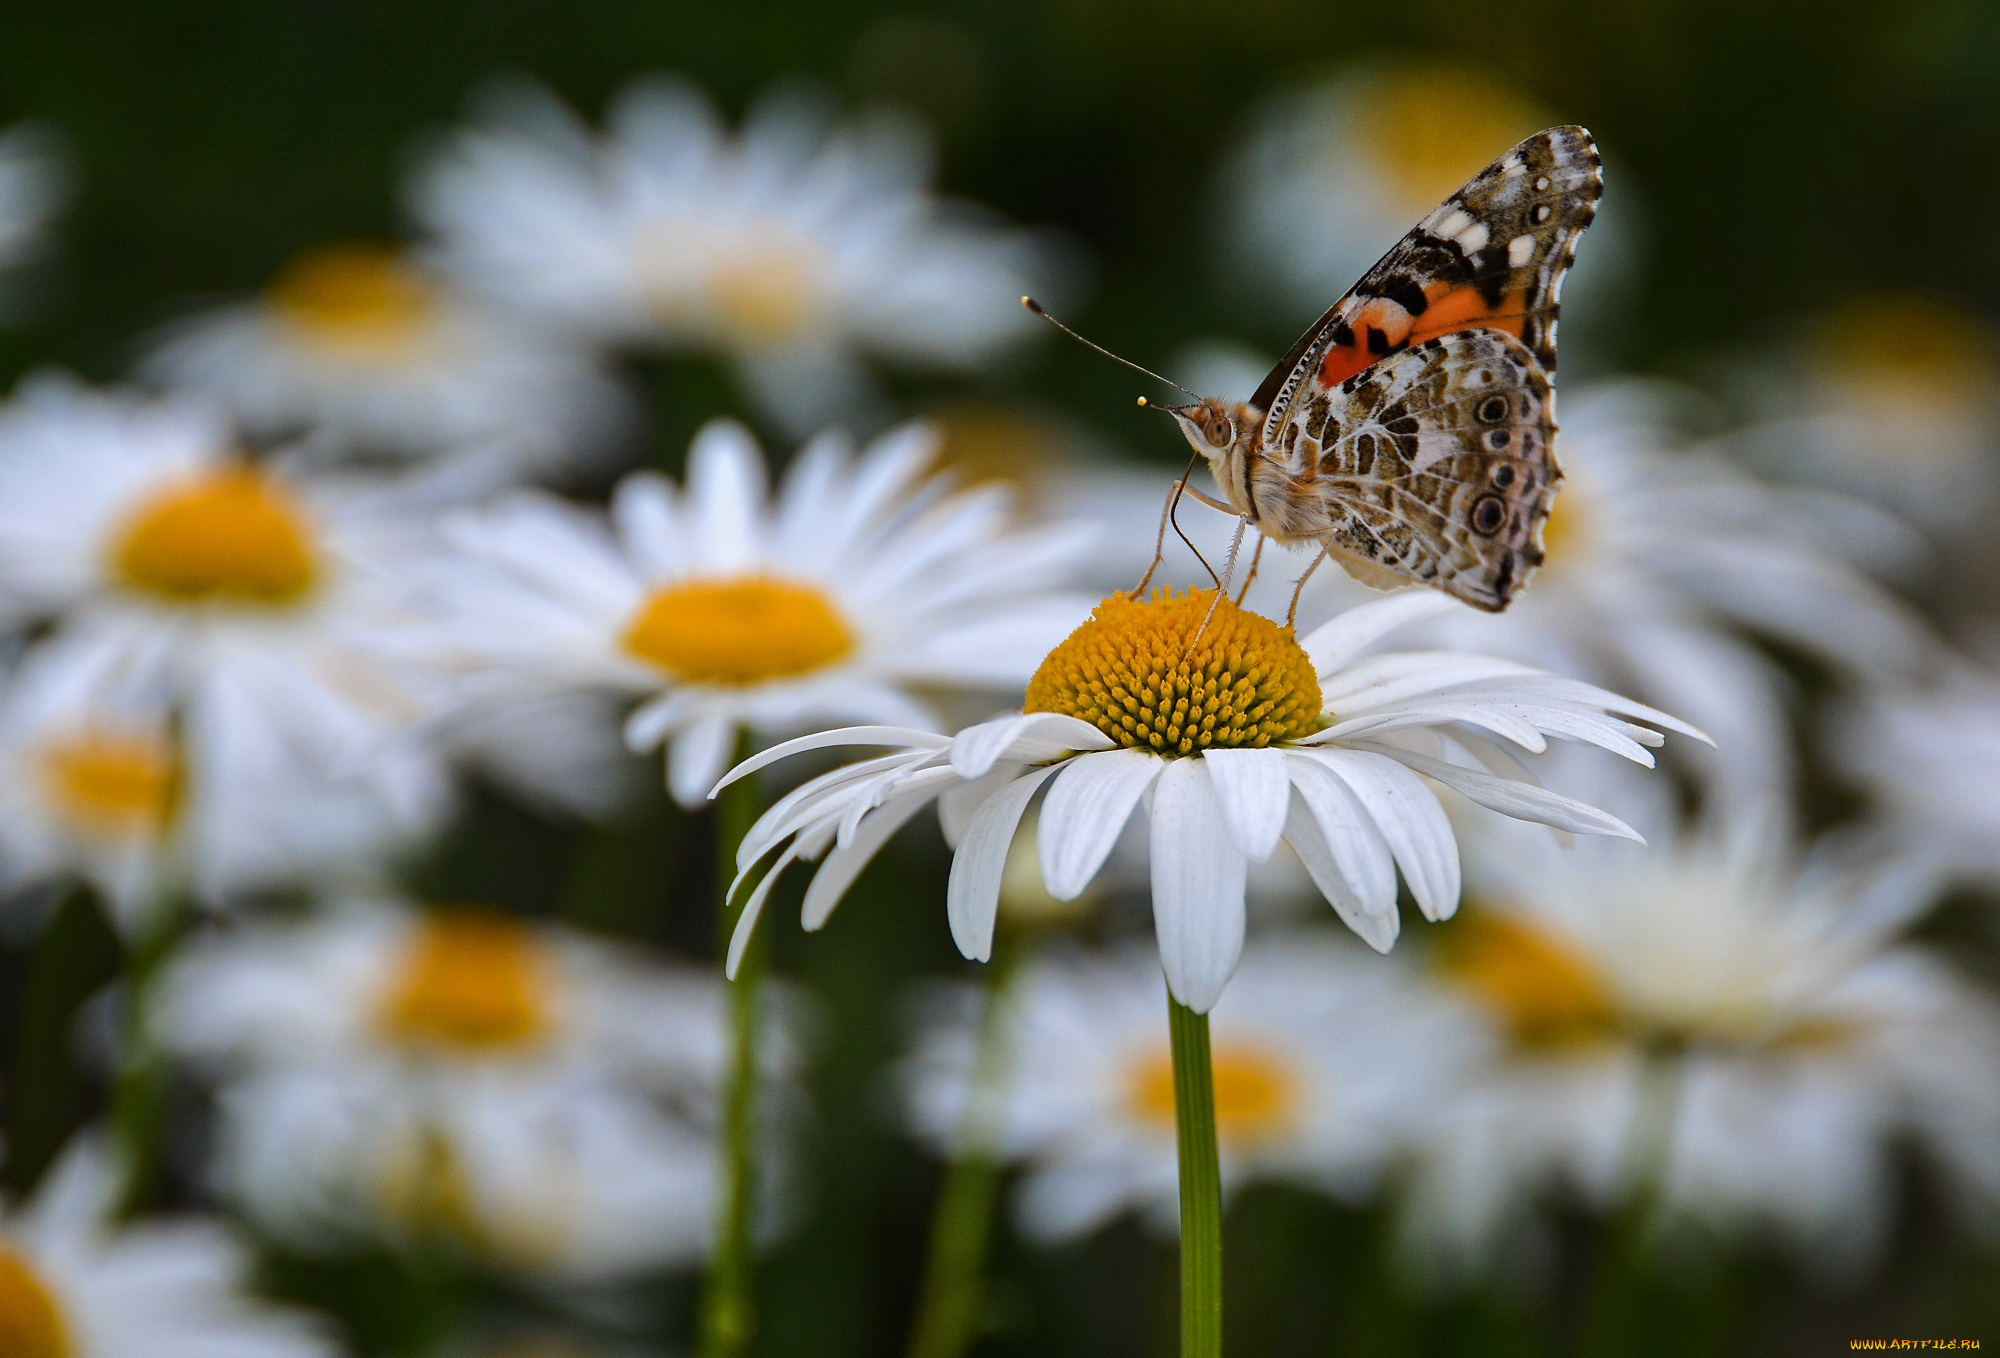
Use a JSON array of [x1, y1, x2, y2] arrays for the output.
[[1304, 329, 1558, 612], [1254, 125, 1602, 451]]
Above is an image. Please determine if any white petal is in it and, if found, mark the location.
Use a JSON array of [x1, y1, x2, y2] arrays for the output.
[[1369, 745, 1645, 840], [802, 792, 934, 930], [1200, 747, 1291, 862], [726, 838, 807, 977], [948, 712, 1113, 779], [1282, 750, 1398, 917], [710, 725, 948, 797], [1148, 758, 1248, 1013], [686, 419, 768, 571], [1313, 748, 1462, 922], [668, 715, 736, 809], [946, 766, 1059, 962], [1037, 750, 1163, 900], [1298, 591, 1460, 674], [1281, 796, 1400, 952]]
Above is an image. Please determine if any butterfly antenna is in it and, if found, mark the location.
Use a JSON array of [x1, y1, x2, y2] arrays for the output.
[[1022, 297, 1201, 402]]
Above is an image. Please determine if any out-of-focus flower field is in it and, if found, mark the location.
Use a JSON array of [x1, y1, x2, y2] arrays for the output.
[[2, 3, 1999, 1356]]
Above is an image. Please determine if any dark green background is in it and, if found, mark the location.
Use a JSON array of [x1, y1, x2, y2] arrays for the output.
[[3, 2, 1999, 1354]]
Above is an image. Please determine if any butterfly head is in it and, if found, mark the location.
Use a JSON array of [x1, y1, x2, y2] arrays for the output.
[[1168, 397, 1258, 471]]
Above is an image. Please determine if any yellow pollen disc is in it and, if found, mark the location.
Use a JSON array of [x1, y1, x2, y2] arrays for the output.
[[622, 575, 855, 686], [378, 911, 556, 1053], [705, 232, 826, 345], [0, 1247, 72, 1358], [267, 243, 440, 357], [1025, 590, 1323, 756], [110, 468, 319, 606], [1812, 293, 1997, 398], [1534, 480, 1588, 569], [1435, 909, 1619, 1049], [40, 732, 183, 837], [1353, 65, 1546, 214], [1128, 1041, 1300, 1148]]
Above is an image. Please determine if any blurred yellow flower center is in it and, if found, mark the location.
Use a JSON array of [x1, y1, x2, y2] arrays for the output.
[[1435, 909, 1619, 1049], [706, 230, 827, 345], [1813, 294, 1997, 399], [379, 911, 556, 1053], [268, 243, 440, 357], [1129, 1041, 1299, 1147], [0, 1247, 71, 1358], [1025, 590, 1323, 756], [111, 468, 319, 607], [622, 575, 855, 685], [1535, 481, 1588, 569], [41, 732, 183, 837], [1354, 66, 1546, 213]]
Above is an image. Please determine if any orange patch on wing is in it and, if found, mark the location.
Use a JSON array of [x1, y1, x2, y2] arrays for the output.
[[1317, 285, 1529, 387]]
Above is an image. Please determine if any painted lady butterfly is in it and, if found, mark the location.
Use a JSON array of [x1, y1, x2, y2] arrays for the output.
[[1166, 125, 1602, 613]]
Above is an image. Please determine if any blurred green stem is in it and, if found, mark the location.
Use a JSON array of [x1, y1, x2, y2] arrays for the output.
[[904, 930, 1026, 1358], [1579, 1043, 1685, 1358], [699, 747, 764, 1358], [1170, 997, 1223, 1358], [111, 890, 190, 1217]]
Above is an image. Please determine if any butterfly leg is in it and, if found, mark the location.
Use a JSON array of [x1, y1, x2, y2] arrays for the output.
[[1234, 533, 1267, 604], [1285, 549, 1329, 629], [1135, 451, 1205, 595], [1188, 518, 1247, 650]]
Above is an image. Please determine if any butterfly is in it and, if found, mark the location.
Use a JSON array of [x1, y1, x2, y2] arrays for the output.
[[1159, 125, 1601, 613]]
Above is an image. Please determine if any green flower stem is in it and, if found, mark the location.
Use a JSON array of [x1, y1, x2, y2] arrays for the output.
[[699, 750, 765, 1358], [111, 891, 191, 1217], [1170, 996, 1223, 1358], [904, 930, 1026, 1358], [1579, 1042, 1685, 1358]]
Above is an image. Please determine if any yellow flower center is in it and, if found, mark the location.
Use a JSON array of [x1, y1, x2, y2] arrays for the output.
[[703, 230, 828, 345], [1353, 65, 1547, 215], [0, 1247, 71, 1358], [110, 468, 319, 607], [1128, 1041, 1300, 1148], [40, 732, 183, 838], [622, 575, 856, 686], [377, 911, 556, 1053], [1534, 479, 1590, 572], [1434, 909, 1619, 1049], [267, 243, 441, 358], [1025, 590, 1323, 756], [1812, 294, 1997, 401]]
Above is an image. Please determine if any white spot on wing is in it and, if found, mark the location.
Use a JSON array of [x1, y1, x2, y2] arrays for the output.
[[1434, 208, 1474, 240], [1456, 221, 1490, 254], [1508, 234, 1536, 268]]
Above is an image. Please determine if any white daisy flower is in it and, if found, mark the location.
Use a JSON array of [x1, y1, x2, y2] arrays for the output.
[[717, 586, 1702, 1012], [421, 417, 1088, 809], [1404, 382, 1932, 810], [140, 242, 629, 480], [1738, 293, 2000, 539], [0, 1136, 334, 1358], [1218, 62, 1632, 364], [901, 935, 1484, 1242], [0, 375, 453, 908], [410, 79, 1049, 432], [1399, 810, 2000, 1281], [155, 900, 791, 1281], [1831, 659, 2000, 887]]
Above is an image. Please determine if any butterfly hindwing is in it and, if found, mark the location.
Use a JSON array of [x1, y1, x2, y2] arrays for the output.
[[1302, 328, 1559, 612], [1254, 125, 1602, 452]]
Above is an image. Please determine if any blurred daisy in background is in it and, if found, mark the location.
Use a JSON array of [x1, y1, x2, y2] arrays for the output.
[[1737, 294, 2000, 543], [1218, 61, 1635, 368], [412, 78, 1054, 433], [157, 900, 794, 1280], [0, 375, 454, 903], [1406, 382, 1932, 812], [1831, 659, 2000, 888], [719, 587, 1700, 1011], [142, 242, 631, 485], [421, 417, 1089, 808], [900, 936, 1483, 1241], [1399, 803, 2000, 1284], [0, 1136, 334, 1358]]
